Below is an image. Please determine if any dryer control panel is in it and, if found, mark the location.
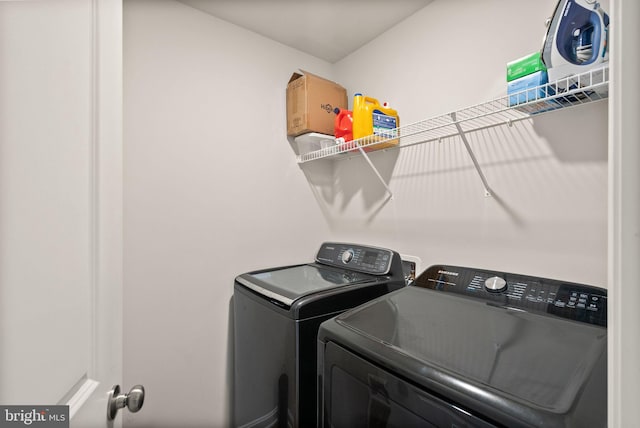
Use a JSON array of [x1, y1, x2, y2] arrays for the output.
[[415, 265, 607, 327], [315, 242, 397, 276]]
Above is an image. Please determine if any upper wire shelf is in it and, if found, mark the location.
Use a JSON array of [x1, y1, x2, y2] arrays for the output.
[[296, 65, 609, 164]]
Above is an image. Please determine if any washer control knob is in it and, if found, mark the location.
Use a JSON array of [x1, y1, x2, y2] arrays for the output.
[[485, 276, 507, 293], [341, 249, 354, 264]]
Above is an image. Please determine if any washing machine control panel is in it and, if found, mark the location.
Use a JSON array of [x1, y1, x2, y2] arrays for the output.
[[316, 242, 396, 275], [341, 249, 354, 264], [415, 265, 607, 327]]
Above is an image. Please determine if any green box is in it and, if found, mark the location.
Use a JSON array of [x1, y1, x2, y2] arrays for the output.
[[507, 52, 547, 82]]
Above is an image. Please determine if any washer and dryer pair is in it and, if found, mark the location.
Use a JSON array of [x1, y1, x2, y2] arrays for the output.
[[233, 243, 607, 428]]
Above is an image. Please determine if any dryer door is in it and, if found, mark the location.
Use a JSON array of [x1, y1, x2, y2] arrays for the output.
[[320, 341, 496, 428]]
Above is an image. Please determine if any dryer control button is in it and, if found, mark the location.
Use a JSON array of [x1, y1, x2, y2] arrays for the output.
[[341, 249, 354, 264], [485, 276, 507, 293]]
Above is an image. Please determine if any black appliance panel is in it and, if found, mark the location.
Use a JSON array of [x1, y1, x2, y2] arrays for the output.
[[236, 243, 399, 309], [333, 287, 606, 412], [234, 284, 295, 428], [234, 242, 406, 428], [415, 265, 607, 326], [322, 341, 496, 428], [315, 242, 395, 275], [237, 264, 377, 309], [318, 265, 607, 427]]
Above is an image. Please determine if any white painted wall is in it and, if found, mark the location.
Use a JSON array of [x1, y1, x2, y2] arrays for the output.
[[328, 0, 608, 286], [123, 1, 333, 426], [124, 0, 609, 426]]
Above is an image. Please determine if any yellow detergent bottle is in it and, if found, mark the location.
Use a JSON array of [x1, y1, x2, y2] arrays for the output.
[[352, 93, 400, 151]]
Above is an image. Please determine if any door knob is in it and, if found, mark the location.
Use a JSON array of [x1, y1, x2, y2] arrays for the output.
[[107, 384, 145, 421]]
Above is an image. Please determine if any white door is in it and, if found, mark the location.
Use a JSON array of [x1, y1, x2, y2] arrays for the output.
[[0, 1, 129, 427]]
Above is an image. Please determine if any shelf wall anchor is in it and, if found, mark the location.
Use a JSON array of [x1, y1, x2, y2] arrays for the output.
[[357, 145, 394, 199], [450, 112, 493, 197]]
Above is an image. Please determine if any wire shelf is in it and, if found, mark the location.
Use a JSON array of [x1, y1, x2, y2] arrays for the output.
[[296, 65, 609, 164]]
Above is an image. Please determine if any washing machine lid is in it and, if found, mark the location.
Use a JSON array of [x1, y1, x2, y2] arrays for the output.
[[330, 285, 607, 423], [237, 264, 377, 307]]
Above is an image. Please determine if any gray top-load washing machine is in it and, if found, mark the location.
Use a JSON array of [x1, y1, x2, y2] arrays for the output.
[[318, 264, 607, 427], [233, 242, 406, 428]]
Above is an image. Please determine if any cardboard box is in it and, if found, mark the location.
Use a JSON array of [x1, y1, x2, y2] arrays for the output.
[[286, 70, 347, 137]]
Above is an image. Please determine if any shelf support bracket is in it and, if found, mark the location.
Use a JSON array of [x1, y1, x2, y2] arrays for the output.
[[356, 145, 394, 199], [450, 112, 492, 197]]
